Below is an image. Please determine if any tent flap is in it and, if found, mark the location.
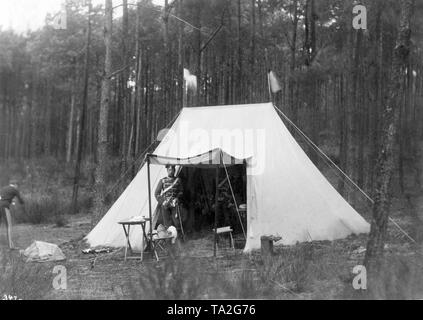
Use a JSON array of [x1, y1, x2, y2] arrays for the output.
[[148, 148, 246, 167]]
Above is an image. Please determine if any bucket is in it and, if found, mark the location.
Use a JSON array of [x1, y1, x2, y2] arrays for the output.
[[234, 238, 246, 249]]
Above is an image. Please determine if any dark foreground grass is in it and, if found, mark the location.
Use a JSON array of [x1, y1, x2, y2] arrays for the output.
[[125, 236, 423, 300], [2, 234, 423, 300], [125, 240, 349, 300], [127, 258, 272, 299], [341, 252, 423, 300], [0, 249, 51, 300]]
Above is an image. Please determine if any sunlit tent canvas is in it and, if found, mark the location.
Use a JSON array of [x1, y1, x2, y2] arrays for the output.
[[85, 102, 370, 252]]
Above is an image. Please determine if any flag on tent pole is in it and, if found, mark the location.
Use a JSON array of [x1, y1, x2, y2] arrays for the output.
[[184, 68, 197, 92], [268, 70, 282, 93], [52, 3, 67, 30]]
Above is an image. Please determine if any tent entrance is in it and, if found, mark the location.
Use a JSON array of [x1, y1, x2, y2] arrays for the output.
[[176, 165, 247, 239], [146, 149, 248, 252]]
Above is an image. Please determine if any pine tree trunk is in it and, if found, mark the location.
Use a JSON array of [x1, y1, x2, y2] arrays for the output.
[[306, 0, 318, 164], [66, 61, 77, 163], [289, 0, 298, 122], [163, 0, 170, 120], [177, 0, 184, 110], [338, 74, 349, 195], [352, 29, 363, 192], [195, 1, 202, 106], [370, 2, 384, 193], [121, 0, 131, 176], [364, 0, 415, 277], [134, 1, 143, 158], [94, 0, 113, 221], [71, 1, 92, 215], [250, 0, 256, 102], [237, 0, 242, 104]]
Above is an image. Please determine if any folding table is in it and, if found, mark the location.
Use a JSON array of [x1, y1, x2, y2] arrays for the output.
[[118, 217, 150, 261]]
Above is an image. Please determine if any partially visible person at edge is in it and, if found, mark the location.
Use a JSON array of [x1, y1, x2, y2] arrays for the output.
[[0, 179, 25, 250], [154, 165, 183, 228], [214, 181, 236, 228]]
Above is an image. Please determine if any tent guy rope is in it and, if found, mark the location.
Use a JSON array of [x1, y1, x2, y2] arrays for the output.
[[272, 104, 417, 244]]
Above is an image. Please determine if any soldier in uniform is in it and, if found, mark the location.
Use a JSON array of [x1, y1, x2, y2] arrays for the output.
[[217, 184, 233, 227], [213, 175, 244, 229], [154, 165, 183, 228], [0, 179, 25, 249]]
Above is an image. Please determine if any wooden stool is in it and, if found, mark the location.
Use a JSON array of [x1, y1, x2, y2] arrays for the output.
[[213, 226, 235, 251], [151, 231, 174, 261], [260, 235, 282, 258]]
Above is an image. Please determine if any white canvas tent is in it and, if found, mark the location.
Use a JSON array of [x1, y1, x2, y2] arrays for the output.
[[85, 102, 370, 252]]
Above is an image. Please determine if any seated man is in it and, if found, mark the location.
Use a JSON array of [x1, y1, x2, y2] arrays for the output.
[[209, 180, 233, 228], [217, 184, 233, 227], [154, 165, 183, 228], [212, 177, 244, 230]]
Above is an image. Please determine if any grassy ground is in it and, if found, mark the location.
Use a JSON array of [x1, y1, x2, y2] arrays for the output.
[[1, 155, 423, 300], [1, 207, 423, 300]]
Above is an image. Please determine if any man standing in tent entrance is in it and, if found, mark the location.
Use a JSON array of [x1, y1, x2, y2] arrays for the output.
[[154, 165, 183, 229], [0, 179, 25, 249]]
